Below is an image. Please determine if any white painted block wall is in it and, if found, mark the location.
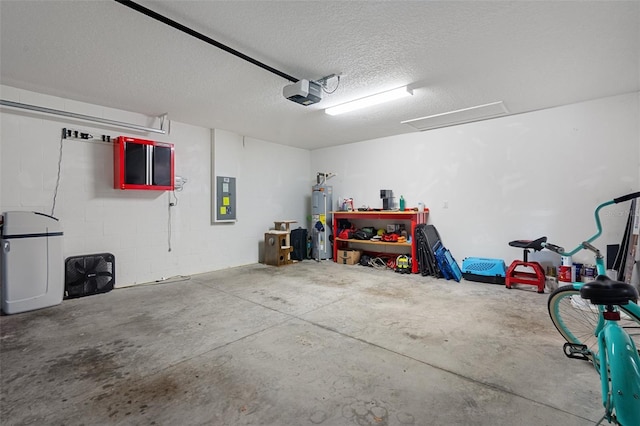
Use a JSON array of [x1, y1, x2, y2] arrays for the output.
[[2, 85, 638, 287], [312, 93, 640, 267], [0, 86, 312, 287]]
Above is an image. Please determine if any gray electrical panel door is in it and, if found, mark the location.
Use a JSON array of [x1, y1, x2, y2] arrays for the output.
[[215, 176, 236, 222]]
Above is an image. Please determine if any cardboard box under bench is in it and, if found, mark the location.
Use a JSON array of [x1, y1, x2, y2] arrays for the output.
[[338, 249, 361, 265]]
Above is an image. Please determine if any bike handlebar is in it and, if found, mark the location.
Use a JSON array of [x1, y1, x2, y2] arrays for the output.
[[559, 191, 640, 257], [543, 242, 565, 254], [613, 191, 640, 204]]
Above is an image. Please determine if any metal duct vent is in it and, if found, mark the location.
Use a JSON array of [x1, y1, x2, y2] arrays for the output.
[[401, 101, 508, 131]]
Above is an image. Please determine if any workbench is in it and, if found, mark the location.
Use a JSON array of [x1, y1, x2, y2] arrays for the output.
[[332, 210, 429, 274]]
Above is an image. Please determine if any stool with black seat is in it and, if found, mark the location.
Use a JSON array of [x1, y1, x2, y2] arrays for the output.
[[506, 236, 547, 294]]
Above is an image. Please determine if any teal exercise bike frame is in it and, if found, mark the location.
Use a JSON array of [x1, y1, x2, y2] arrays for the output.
[[546, 192, 640, 425]]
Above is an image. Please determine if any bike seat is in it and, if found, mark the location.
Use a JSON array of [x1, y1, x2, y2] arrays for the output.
[[580, 275, 639, 305], [508, 236, 547, 251]]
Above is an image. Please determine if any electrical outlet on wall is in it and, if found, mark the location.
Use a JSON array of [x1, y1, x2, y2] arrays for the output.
[[443, 201, 449, 209]]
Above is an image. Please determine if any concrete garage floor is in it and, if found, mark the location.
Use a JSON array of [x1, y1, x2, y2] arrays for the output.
[[1, 261, 603, 425]]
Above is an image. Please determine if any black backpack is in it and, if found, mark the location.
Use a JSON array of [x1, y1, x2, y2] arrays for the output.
[[290, 228, 308, 260]]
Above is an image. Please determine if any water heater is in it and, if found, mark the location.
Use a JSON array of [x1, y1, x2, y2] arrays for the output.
[[311, 173, 334, 260]]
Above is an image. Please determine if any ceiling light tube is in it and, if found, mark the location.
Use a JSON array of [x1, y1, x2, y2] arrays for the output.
[[325, 86, 413, 116]]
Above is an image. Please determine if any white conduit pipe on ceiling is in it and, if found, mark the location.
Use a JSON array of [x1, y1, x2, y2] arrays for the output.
[[0, 99, 168, 135]]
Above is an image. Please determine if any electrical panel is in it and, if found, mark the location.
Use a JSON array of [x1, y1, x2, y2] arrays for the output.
[[215, 176, 236, 222]]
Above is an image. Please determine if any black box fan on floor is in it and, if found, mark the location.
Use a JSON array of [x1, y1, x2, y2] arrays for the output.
[[64, 253, 115, 299]]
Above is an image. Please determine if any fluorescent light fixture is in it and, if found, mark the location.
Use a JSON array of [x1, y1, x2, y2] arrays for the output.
[[401, 101, 508, 131], [325, 86, 413, 116]]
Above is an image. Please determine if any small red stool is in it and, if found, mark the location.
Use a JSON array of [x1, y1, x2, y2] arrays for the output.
[[506, 237, 547, 294]]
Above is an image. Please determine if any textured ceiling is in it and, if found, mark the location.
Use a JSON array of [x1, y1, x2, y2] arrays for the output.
[[1, 1, 638, 149]]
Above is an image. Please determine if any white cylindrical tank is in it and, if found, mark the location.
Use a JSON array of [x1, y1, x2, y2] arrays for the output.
[[311, 184, 333, 260]]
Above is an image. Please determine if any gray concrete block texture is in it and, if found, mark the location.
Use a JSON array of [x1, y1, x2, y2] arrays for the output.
[[1, 262, 602, 425]]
